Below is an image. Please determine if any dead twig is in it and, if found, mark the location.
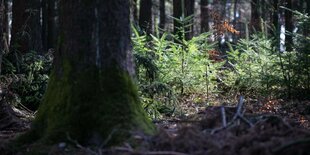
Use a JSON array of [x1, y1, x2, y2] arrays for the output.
[[210, 96, 253, 134], [221, 106, 227, 127]]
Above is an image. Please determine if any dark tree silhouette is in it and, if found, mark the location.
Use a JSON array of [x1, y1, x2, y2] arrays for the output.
[[201, 0, 209, 33], [250, 0, 261, 32], [159, 0, 165, 30], [139, 0, 152, 34], [285, 0, 293, 51], [11, 0, 42, 54]]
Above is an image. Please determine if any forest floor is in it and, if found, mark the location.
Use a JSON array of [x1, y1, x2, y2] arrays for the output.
[[1, 95, 310, 155]]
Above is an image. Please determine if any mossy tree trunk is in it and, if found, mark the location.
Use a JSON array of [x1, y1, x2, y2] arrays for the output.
[[22, 0, 154, 145]]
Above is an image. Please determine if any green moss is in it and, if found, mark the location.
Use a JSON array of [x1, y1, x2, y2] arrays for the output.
[[16, 60, 155, 147]]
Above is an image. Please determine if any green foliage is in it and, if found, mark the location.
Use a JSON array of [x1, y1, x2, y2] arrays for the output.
[[132, 24, 221, 119], [223, 34, 282, 97], [2, 51, 53, 110]]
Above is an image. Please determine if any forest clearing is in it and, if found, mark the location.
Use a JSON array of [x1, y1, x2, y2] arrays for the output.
[[0, 0, 310, 154]]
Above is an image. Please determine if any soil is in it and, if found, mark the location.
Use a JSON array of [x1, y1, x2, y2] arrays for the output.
[[1, 97, 310, 155]]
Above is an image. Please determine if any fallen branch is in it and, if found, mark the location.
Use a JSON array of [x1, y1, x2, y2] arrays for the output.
[[210, 96, 253, 134]]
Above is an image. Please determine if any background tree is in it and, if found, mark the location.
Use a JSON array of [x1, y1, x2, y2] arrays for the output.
[[250, 0, 261, 32], [200, 0, 209, 33], [184, 0, 194, 40], [0, 0, 5, 75], [173, 0, 182, 40], [19, 0, 154, 145], [159, 0, 165, 30], [10, 0, 42, 54], [139, 0, 152, 34], [285, 0, 293, 51]]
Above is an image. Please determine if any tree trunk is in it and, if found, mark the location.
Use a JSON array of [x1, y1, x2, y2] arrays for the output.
[[184, 0, 194, 40], [0, 0, 4, 75], [272, 0, 279, 34], [250, 0, 261, 32], [285, 0, 293, 52], [173, 0, 182, 40], [10, 0, 42, 54], [200, 0, 209, 33], [139, 0, 152, 34], [159, 0, 165, 30], [19, 0, 154, 146], [41, 0, 48, 51], [47, 0, 58, 49]]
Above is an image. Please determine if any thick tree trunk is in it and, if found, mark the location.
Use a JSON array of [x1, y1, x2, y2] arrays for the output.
[[10, 0, 42, 54], [139, 0, 152, 34], [19, 0, 154, 146], [159, 0, 165, 30], [200, 0, 209, 33]]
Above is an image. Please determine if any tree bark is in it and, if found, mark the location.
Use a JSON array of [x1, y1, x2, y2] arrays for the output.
[[307, 0, 310, 14], [250, 0, 261, 32], [10, 0, 42, 54], [184, 0, 194, 39], [159, 0, 165, 30], [285, 0, 293, 51], [41, 0, 48, 51], [139, 0, 152, 34], [47, 0, 58, 49], [0, 0, 4, 75], [200, 0, 209, 33], [19, 0, 154, 146], [173, 0, 182, 40]]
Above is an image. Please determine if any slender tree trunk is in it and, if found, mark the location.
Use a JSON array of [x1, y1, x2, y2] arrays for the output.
[[139, 0, 152, 34], [184, 0, 194, 40], [285, 0, 293, 52], [11, 0, 42, 54], [0, 0, 4, 75], [200, 0, 209, 33], [173, 0, 182, 40], [250, 0, 261, 32], [42, 0, 48, 51], [47, 0, 58, 49], [272, 0, 279, 33], [159, 0, 165, 30], [20, 0, 154, 146]]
